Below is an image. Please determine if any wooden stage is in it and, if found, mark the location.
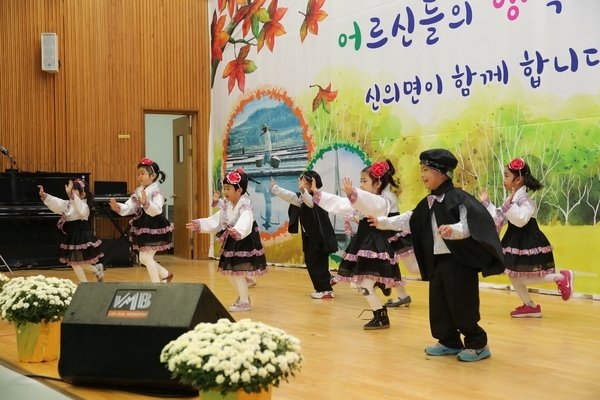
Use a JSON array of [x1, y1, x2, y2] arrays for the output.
[[0, 256, 598, 399]]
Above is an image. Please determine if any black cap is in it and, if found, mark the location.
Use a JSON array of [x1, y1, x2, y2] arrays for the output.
[[419, 149, 458, 178]]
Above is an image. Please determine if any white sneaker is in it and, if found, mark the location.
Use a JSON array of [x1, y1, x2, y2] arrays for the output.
[[310, 291, 334, 299], [229, 298, 252, 312]]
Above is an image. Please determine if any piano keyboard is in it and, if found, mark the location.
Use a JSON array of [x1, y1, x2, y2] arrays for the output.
[[94, 195, 130, 203]]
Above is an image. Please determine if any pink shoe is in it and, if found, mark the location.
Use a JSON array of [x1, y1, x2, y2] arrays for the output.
[[510, 304, 542, 318], [557, 270, 574, 300]]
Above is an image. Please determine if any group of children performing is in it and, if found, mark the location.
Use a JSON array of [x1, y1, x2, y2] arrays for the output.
[[41, 150, 575, 362]]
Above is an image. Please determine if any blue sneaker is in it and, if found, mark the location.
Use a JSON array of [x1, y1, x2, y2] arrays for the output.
[[425, 342, 463, 356], [457, 346, 491, 362]]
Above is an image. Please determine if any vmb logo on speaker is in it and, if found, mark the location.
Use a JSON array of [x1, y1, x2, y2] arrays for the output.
[[107, 290, 155, 318]]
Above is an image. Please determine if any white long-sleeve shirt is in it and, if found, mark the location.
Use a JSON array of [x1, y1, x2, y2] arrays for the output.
[[192, 193, 255, 240], [271, 185, 314, 208], [114, 181, 165, 217], [376, 202, 471, 255], [314, 188, 391, 219], [42, 192, 90, 221], [483, 186, 536, 230]]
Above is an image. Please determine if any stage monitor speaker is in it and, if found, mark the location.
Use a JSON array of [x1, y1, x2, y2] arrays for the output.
[[58, 282, 235, 396], [41, 33, 59, 73]]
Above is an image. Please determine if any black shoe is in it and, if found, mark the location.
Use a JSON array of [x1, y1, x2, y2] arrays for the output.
[[374, 281, 392, 297], [363, 306, 390, 330]]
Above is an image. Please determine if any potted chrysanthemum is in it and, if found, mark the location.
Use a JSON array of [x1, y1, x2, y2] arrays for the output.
[[160, 318, 303, 399], [0, 274, 78, 362], [0, 272, 10, 291]]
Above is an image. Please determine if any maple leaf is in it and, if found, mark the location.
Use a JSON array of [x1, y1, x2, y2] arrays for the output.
[[233, 0, 267, 38], [311, 83, 338, 113], [218, 0, 235, 17], [222, 45, 257, 94], [300, 0, 328, 43], [257, 0, 288, 52], [211, 10, 230, 63]]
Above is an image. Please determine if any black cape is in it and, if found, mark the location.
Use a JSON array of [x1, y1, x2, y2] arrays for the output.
[[288, 193, 338, 253], [409, 180, 504, 281]]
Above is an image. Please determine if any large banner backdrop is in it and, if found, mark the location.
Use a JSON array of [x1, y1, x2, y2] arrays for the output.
[[209, 0, 599, 296]]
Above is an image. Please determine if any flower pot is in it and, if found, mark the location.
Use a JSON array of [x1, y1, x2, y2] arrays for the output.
[[200, 387, 272, 400], [15, 320, 61, 362]]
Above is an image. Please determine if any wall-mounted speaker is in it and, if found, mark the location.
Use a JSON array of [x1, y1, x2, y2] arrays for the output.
[[41, 33, 59, 73]]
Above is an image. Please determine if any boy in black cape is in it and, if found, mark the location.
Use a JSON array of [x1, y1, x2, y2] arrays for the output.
[[369, 149, 504, 362], [271, 171, 338, 298]]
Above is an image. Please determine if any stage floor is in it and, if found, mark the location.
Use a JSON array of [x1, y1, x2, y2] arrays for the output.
[[0, 256, 598, 399]]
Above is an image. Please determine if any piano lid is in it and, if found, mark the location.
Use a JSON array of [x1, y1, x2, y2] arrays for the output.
[[0, 172, 91, 206]]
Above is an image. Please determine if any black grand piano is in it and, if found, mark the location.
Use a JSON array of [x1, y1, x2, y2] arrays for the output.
[[0, 171, 90, 269]]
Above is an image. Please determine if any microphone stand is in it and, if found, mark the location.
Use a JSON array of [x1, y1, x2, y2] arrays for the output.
[[4, 154, 21, 172]]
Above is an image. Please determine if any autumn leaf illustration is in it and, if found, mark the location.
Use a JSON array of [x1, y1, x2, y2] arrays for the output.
[[311, 83, 338, 113], [222, 45, 257, 94], [257, 0, 288, 52], [217, 0, 235, 17], [300, 0, 328, 43], [211, 11, 231, 63], [234, 0, 267, 38]]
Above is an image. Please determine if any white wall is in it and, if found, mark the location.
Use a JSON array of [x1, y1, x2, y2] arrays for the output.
[[144, 114, 186, 219]]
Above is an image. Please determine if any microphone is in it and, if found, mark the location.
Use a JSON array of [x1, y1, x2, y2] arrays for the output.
[[0, 146, 9, 156]]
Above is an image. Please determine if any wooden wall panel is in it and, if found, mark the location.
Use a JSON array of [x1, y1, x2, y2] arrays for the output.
[[0, 0, 211, 256]]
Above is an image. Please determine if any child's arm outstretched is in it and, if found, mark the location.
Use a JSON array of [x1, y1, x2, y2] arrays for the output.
[[186, 210, 222, 234], [368, 211, 413, 232], [37, 185, 68, 215], [271, 177, 303, 208]]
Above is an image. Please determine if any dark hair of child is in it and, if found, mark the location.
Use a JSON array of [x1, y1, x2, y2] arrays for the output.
[[137, 160, 166, 183], [73, 179, 94, 203], [507, 161, 543, 192], [361, 159, 398, 194], [222, 170, 249, 194]]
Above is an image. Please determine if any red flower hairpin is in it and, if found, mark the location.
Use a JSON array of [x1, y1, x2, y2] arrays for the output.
[[370, 161, 389, 179], [235, 168, 245, 175], [508, 158, 526, 171], [141, 158, 154, 166], [74, 178, 85, 188], [226, 171, 242, 185]]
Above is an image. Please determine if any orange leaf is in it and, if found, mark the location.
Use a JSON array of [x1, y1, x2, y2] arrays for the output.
[[222, 45, 257, 94], [211, 11, 230, 63], [300, 0, 328, 43], [218, 0, 236, 17], [257, 0, 288, 52], [311, 83, 338, 113], [234, 0, 266, 37]]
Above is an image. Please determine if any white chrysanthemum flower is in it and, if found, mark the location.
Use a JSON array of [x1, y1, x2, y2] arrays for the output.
[[159, 318, 303, 395]]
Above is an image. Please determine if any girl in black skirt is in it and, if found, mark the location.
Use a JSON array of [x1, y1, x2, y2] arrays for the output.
[[311, 160, 403, 330], [110, 158, 173, 283], [480, 157, 574, 318], [186, 168, 267, 312], [38, 179, 104, 282]]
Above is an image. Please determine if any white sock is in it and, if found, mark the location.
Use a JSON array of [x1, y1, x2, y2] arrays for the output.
[[139, 250, 160, 282], [71, 265, 88, 282]]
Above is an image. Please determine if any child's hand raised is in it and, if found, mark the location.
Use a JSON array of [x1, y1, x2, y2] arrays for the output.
[[341, 177, 353, 195], [109, 198, 120, 212], [270, 177, 276, 188], [37, 185, 44, 197], [65, 180, 73, 195], [479, 188, 489, 203], [213, 191, 221, 202], [139, 189, 147, 205], [310, 177, 319, 193]]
